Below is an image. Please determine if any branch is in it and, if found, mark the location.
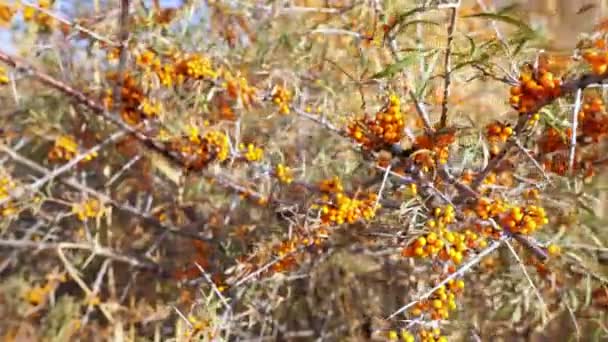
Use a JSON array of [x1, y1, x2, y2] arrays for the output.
[[0, 239, 162, 272], [20, 0, 119, 46], [439, 5, 458, 129], [471, 71, 608, 189], [0, 144, 212, 242], [387, 235, 507, 319]]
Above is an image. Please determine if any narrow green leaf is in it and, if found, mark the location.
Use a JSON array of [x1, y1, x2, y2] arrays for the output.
[[371, 53, 418, 79], [396, 19, 440, 34], [464, 33, 476, 57], [463, 12, 534, 34], [415, 50, 441, 97]]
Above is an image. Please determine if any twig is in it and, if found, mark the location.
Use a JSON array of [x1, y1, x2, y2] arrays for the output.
[[439, 5, 458, 129], [232, 246, 303, 288], [20, 0, 119, 46], [569, 88, 582, 174], [111, 0, 131, 114], [513, 139, 551, 184], [504, 239, 548, 320], [82, 259, 111, 325], [0, 144, 211, 241], [408, 90, 434, 133], [194, 262, 230, 309], [0, 239, 162, 271], [0, 130, 128, 208], [375, 164, 391, 207], [292, 107, 343, 136]]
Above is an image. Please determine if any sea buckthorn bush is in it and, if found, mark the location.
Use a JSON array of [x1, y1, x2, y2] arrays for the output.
[[0, 1, 607, 341]]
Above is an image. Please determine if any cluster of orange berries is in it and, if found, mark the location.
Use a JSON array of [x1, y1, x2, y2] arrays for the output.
[[402, 206, 487, 266], [169, 126, 230, 171], [473, 197, 506, 220], [538, 95, 608, 177], [47, 135, 78, 161], [174, 53, 218, 81], [409, 279, 465, 322], [0, 66, 9, 84], [132, 50, 260, 123], [316, 177, 378, 226], [416, 328, 448, 342], [104, 73, 162, 125], [539, 127, 571, 154], [270, 228, 329, 273], [72, 198, 105, 221], [23, 271, 68, 306], [47, 135, 97, 163], [0, 175, 18, 217], [23, 0, 54, 30], [0, 2, 16, 27], [348, 94, 404, 150], [132, 50, 176, 87], [410, 131, 456, 171], [500, 205, 548, 235], [271, 85, 292, 114], [274, 164, 293, 184], [509, 67, 561, 113], [239, 143, 264, 162], [387, 329, 416, 342], [130, 50, 219, 87], [542, 152, 573, 176], [222, 70, 257, 109], [578, 95, 608, 143], [486, 121, 513, 155], [582, 38, 608, 75], [472, 197, 548, 235]]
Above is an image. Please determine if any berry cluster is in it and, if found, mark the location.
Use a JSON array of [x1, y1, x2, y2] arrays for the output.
[[509, 67, 561, 113], [23, 272, 67, 306], [579, 95, 608, 142], [47, 135, 97, 163], [539, 127, 571, 154], [23, 0, 54, 31], [174, 53, 218, 81], [402, 206, 486, 266], [486, 121, 513, 155], [104, 73, 162, 125], [47, 135, 78, 162], [239, 143, 264, 162], [270, 229, 328, 273], [0, 175, 17, 217], [169, 126, 230, 171], [275, 163, 293, 184], [72, 198, 105, 222], [539, 95, 608, 177], [222, 70, 257, 109], [0, 65, 8, 84], [582, 38, 608, 75], [410, 279, 464, 320], [271, 85, 292, 114], [500, 205, 548, 235], [348, 94, 404, 150], [316, 177, 378, 226], [410, 130, 456, 171], [0, 2, 16, 27], [473, 197, 506, 220]]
